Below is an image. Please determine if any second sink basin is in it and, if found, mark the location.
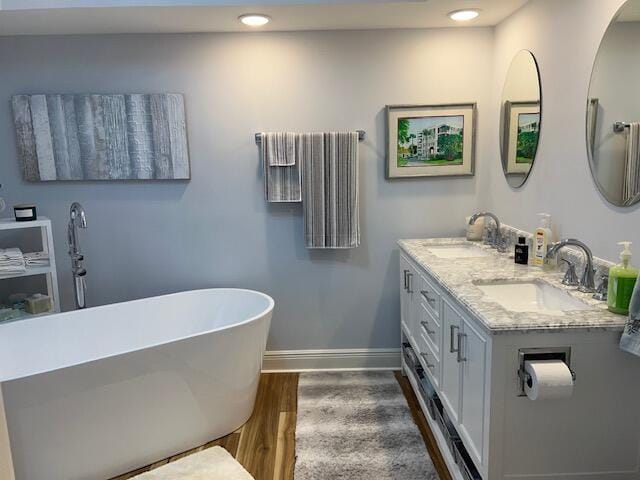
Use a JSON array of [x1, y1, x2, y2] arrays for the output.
[[474, 279, 591, 315], [426, 244, 491, 259]]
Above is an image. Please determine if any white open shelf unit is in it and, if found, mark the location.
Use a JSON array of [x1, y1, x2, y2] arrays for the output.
[[0, 216, 60, 318]]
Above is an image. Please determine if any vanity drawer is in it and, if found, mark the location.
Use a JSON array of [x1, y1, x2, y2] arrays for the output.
[[419, 273, 441, 318], [416, 331, 440, 386], [418, 303, 440, 356]]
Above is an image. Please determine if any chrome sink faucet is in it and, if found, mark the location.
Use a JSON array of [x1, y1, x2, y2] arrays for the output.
[[68, 202, 87, 309], [469, 212, 505, 252], [546, 239, 596, 293]]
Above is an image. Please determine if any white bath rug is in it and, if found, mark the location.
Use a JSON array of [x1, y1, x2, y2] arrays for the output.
[[133, 446, 254, 480]]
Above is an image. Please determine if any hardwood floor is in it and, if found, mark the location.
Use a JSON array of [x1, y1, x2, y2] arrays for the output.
[[111, 372, 451, 480]]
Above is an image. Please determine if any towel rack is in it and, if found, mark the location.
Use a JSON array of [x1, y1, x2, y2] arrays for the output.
[[614, 121, 631, 133], [254, 130, 366, 144]]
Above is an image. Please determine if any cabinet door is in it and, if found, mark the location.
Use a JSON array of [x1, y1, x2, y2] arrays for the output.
[[459, 315, 488, 467], [399, 255, 412, 336], [440, 297, 462, 423]]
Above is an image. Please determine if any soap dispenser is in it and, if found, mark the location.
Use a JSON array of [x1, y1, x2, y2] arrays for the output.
[[608, 242, 639, 315], [533, 213, 552, 267]]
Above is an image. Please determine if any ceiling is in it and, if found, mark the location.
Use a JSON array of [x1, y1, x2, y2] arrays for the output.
[[0, 0, 529, 35]]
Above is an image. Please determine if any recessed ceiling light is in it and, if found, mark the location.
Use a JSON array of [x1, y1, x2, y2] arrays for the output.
[[239, 14, 271, 27], [448, 9, 481, 21]]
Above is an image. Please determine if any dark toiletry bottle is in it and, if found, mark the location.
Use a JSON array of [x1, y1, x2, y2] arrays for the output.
[[515, 236, 529, 265]]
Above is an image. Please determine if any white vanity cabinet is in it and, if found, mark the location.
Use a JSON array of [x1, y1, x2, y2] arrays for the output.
[[399, 245, 640, 480], [401, 252, 490, 479]]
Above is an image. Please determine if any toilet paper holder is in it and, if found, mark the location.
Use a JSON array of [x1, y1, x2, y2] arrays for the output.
[[516, 347, 576, 397]]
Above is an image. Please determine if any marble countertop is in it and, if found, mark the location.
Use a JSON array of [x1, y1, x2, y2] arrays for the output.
[[398, 238, 627, 334]]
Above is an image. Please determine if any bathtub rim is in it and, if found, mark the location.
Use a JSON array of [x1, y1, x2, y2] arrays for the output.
[[0, 288, 274, 383]]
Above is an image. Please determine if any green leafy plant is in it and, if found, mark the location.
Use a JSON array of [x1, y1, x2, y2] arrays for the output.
[[397, 118, 410, 145], [438, 133, 463, 161], [516, 131, 539, 163]]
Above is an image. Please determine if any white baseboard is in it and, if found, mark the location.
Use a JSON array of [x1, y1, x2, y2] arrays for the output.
[[262, 348, 401, 372]]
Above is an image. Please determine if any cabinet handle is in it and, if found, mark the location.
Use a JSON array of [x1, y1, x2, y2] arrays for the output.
[[420, 290, 436, 306], [450, 325, 459, 353], [420, 320, 435, 335], [407, 273, 414, 293], [403, 270, 409, 291], [457, 333, 467, 363], [420, 352, 434, 369]]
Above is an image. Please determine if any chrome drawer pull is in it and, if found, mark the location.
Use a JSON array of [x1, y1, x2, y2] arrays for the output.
[[420, 320, 435, 335], [407, 273, 414, 293], [450, 325, 459, 353], [420, 290, 436, 306], [420, 352, 435, 369], [457, 333, 467, 363], [403, 270, 409, 291]]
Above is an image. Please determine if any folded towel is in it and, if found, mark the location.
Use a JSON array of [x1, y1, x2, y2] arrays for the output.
[[0, 248, 25, 273], [623, 122, 640, 206], [24, 251, 50, 267], [261, 132, 301, 202], [0, 248, 23, 260], [300, 132, 360, 249], [620, 289, 640, 357]]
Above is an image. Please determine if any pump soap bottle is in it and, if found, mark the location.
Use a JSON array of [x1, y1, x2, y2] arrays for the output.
[[608, 242, 639, 315], [533, 213, 552, 267]]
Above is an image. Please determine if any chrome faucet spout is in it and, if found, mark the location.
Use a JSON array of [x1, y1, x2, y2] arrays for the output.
[[68, 202, 88, 309], [547, 238, 596, 293], [469, 211, 504, 251], [70, 202, 87, 229]]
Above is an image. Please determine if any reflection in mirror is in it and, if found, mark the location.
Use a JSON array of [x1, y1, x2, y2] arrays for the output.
[[499, 50, 542, 188], [588, 0, 640, 207]]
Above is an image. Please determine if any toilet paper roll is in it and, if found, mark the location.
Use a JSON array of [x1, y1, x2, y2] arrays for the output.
[[524, 360, 574, 400]]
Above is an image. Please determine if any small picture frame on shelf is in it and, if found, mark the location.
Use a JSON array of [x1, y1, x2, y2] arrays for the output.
[[503, 100, 541, 174], [386, 103, 476, 179]]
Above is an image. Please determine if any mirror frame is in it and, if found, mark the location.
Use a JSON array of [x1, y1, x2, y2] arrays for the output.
[[499, 49, 543, 189], [585, 0, 640, 207]]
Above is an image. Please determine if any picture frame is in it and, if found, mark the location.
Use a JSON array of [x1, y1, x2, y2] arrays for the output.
[[503, 100, 541, 175], [386, 103, 476, 179]]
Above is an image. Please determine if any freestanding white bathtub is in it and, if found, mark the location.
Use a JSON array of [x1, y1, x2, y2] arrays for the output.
[[0, 288, 274, 480]]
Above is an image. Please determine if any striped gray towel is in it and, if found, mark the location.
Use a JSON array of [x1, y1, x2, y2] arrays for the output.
[[300, 132, 360, 249], [623, 123, 640, 206], [261, 132, 301, 202]]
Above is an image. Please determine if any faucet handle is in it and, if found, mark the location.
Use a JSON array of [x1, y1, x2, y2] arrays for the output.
[[593, 274, 609, 301], [561, 259, 580, 286]]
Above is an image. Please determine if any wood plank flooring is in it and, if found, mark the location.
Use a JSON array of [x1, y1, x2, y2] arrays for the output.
[[111, 372, 451, 480]]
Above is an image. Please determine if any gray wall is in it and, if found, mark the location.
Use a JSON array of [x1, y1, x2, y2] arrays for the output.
[[482, 0, 639, 262], [0, 28, 494, 350]]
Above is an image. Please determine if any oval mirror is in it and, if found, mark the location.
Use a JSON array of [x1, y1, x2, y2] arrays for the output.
[[587, 0, 640, 207], [499, 50, 542, 188]]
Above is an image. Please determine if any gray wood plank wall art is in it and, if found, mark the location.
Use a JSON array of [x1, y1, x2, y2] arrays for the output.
[[11, 94, 190, 181]]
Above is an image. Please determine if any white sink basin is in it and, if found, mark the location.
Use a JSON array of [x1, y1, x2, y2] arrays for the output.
[[475, 280, 591, 315], [426, 244, 491, 259]]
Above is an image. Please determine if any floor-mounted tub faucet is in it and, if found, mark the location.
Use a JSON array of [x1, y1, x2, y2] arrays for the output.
[[547, 239, 596, 293], [469, 212, 504, 251], [68, 202, 87, 309]]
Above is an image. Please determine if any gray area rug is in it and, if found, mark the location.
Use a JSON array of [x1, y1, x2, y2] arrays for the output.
[[295, 371, 439, 479]]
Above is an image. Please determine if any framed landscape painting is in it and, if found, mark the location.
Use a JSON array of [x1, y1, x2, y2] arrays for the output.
[[504, 100, 541, 174], [386, 103, 476, 178]]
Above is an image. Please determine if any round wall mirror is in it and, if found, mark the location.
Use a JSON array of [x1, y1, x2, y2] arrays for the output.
[[587, 0, 640, 207], [499, 50, 542, 188]]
